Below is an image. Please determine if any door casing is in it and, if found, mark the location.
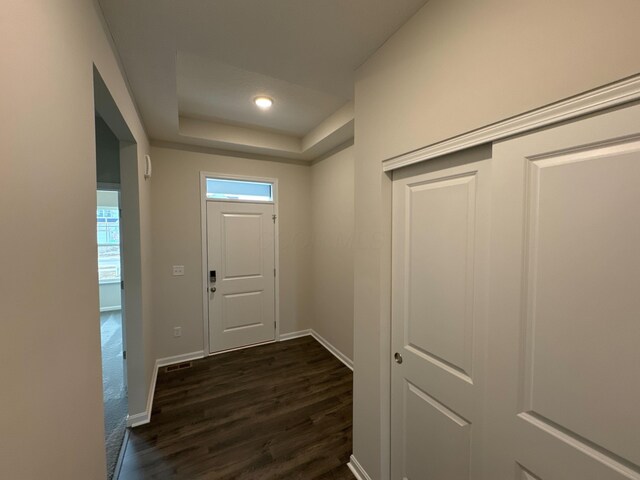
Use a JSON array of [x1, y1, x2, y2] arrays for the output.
[[199, 172, 280, 356]]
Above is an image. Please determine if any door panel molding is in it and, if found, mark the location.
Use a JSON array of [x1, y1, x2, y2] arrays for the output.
[[517, 464, 542, 480], [404, 171, 478, 379], [488, 102, 640, 479], [518, 412, 640, 478], [403, 380, 472, 480], [405, 344, 474, 385], [221, 213, 264, 278], [407, 381, 471, 427]]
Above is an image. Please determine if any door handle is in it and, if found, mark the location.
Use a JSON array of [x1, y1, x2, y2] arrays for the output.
[[394, 352, 403, 364], [210, 287, 216, 293]]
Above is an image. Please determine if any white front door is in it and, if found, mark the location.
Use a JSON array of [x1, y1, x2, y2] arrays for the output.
[[486, 104, 640, 479], [391, 153, 492, 479], [206, 201, 276, 353]]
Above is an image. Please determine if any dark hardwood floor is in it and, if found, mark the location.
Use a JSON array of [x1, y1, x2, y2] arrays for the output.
[[119, 336, 354, 479]]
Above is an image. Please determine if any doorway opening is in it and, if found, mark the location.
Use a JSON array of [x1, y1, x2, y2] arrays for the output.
[[94, 65, 142, 480], [96, 188, 127, 479]]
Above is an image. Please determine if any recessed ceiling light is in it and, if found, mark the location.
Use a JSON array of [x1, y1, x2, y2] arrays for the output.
[[254, 96, 273, 110]]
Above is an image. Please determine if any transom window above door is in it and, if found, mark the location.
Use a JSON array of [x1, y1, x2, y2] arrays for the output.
[[205, 178, 273, 202]]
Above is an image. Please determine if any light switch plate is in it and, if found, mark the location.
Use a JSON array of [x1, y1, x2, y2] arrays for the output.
[[172, 265, 185, 276]]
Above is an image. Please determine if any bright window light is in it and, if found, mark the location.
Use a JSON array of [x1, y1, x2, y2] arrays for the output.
[[96, 202, 121, 283], [206, 178, 273, 202]]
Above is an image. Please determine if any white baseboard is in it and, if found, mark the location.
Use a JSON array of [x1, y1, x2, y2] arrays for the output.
[[278, 329, 353, 370], [157, 350, 205, 368], [279, 329, 353, 370], [126, 411, 149, 428], [310, 329, 353, 371], [126, 357, 156, 427], [127, 350, 204, 427], [279, 329, 311, 341], [348, 455, 373, 480]]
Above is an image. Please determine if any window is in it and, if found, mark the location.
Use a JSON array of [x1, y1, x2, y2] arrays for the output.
[[97, 206, 121, 283], [206, 178, 273, 202]]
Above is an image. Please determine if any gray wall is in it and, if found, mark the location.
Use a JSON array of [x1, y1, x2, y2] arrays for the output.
[[0, 1, 152, 478], [310, 146, 354, 359], [150, 145, 313, 360], [352, 0, 640, 478], [149, 143, 356, 370], [96, 115, 120, 185]]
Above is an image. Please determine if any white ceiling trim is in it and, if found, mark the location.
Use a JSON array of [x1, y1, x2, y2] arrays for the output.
[[178, 101, 354, 161], [180, 117, 301, 152], [150, 140, 311, 166], [383, 73, 640, 172], [302, 102, 354, 151]]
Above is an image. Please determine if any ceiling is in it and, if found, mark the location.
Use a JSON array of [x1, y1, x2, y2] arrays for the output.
[[98, 0, 429, 160]]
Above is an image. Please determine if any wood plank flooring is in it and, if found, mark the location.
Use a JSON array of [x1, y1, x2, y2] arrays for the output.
[[119, 336, 354, 479]]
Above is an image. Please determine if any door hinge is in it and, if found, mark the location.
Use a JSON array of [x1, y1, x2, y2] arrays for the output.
[[119, 208, 122, 218], [272, 214, 277, 223], [120, 280, 124, 290], [274, 268, 276, 277], [123, 350, 127, 360]]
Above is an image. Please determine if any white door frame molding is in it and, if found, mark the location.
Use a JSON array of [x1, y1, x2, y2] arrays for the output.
[[199, 171, 280, 356], [382, 73, 640, 172]]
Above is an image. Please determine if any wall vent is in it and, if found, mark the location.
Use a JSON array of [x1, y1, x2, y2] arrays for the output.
[[165, 361, 192, 373]]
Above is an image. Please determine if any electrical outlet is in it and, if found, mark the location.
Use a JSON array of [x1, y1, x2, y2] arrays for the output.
[[173, 327, 182, 337], [172, 265, 185, 276]]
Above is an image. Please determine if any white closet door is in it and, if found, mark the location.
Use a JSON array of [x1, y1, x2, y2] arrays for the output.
[[486, 103, 640, 480], [391, 151, 492, 480]]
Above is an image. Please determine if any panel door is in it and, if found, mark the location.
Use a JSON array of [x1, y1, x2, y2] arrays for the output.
[[391, 153, 492, 480], [486, 103, 640, 479], [207, 201, 275, 353]]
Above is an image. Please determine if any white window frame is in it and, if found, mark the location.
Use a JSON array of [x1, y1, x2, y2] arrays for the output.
[[204, 177, 274, 203]]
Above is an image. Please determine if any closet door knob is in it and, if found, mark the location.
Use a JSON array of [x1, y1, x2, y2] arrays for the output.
[[394, 352, 403, 364]]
